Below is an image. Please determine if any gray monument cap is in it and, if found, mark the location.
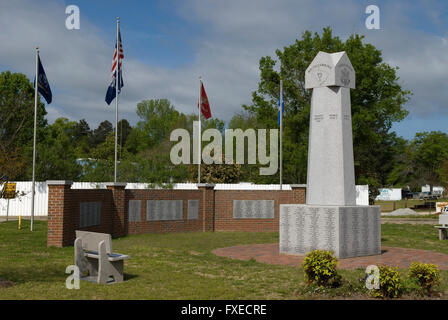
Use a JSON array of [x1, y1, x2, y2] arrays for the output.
[[305, 51, 355, 89]]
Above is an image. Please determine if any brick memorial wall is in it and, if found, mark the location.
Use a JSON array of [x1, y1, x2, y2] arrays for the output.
[[46, 181, 306, 247]]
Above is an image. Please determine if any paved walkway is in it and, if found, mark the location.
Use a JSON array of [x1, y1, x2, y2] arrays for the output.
[[213, 244, 448, 270]]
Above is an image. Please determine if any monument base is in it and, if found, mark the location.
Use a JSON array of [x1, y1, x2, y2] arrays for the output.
[[279, 204, 381, 258]]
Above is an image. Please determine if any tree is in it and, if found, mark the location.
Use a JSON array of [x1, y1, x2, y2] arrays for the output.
[[91, 120, 113, 147], [73, 119, 91, 158], [125, 99, 181, 153], [119, 140, 190, 184], [409, 131, 448, 190], [36, 118, 82, 180], [117, 119, 132, 148], [190, 155, 242, 183], [81, 133, 119, 182], [74, 119, 91, 139], [122, 99, 227, 183], [0, 71, 47, 181], [242, 27, 410, 185]]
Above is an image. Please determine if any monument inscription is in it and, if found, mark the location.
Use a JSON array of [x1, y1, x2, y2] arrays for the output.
[[188, 200, 199, 220], [146, 200, 183, 221], [79, 202, 101, 227], [128, 200, 141, 222], [233, 200, 274, 219]]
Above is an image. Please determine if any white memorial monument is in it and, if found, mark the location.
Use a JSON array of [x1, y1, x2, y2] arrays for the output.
[[280, 51, 381, 258]]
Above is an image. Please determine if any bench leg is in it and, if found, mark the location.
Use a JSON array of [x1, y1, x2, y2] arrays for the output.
[[110, 260, 124, 283], [440, 228, 448, 240], [86, 257, 98, 277], [97, 241, 110, 284], [75, 238, 89, 277]]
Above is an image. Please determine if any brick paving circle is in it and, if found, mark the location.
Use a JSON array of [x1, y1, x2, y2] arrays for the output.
[[212, 244, 448, 270]]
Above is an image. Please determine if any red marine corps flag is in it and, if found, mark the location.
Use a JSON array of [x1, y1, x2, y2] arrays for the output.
[[198, 80, 211, 119], [196, 77, 211, 184]]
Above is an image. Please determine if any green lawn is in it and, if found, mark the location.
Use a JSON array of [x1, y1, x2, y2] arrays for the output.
[[1, 220, 448, 299], [381, 214, 439, 219], [375, 199, 446, 213]]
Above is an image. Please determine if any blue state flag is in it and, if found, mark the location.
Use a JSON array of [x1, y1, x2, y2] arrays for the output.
[[278, 92, 285, 126], [34, 55, 52, 104]]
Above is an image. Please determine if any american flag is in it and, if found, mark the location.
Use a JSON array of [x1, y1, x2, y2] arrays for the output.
[[105, 29, 124, 105]]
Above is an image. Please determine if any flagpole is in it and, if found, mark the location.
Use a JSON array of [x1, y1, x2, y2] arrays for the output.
[[31, 47, 39, 231], [279, 79, 283, 191], [114, 17, 119, 183], [198, 76, 202, 185]]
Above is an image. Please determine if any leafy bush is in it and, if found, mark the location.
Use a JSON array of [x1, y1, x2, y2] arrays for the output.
[[371, 266, 403, 299], [302, 250, 341, 287], [408, 262, 440, 295]]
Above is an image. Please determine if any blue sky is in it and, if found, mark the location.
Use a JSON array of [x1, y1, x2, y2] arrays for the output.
[[71, 0, 199, 68], [1, 0, 448, 140]]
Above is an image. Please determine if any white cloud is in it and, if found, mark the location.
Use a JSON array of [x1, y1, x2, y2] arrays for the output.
[[1, 0, 448, 133]]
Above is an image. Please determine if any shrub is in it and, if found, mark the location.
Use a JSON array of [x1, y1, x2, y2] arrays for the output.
[[302, 250, 341, 287], [371, 266, 403, 299], [408, 262, 440, 295]]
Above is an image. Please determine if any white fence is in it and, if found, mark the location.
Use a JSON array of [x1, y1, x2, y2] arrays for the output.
[[0, 182, 369, 216], [375, 188, 402, 201], [0, 182, 48, 217]]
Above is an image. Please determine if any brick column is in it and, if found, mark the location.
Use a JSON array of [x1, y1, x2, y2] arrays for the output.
[[291, 184, 307, 204], [106, 183, 127, 238], [47, 181, 73, 247], [198, 184, 215, 232]]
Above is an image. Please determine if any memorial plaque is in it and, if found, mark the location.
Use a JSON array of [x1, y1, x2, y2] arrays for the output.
[[339, 210, 348, 258], [79, 202, 101, 227], [146, 200, 183, 221], [234, 200, 243, 219], [323, 208, 337, 253], [128, 200, 141, 222], [352, 207, 360, 256], [279, 206, 291, 253], [295, 207, 305, 253], [280, 205, 380, 258], [373, 211, 381, 254], [308, 208, 319, 251], [361, 207, 369, 255], [233, 200, 274, 219], [188, 200, 199, 220]]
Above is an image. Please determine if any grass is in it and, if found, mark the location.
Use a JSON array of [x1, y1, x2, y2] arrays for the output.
[[1, 220, 448, 299], [375, 199, 446, 213], [382, 214, 439, 219]]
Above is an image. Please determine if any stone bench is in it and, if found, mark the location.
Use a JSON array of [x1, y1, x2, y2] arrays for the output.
[[74, 230, 130, 284], [435, 214, 448, 240]]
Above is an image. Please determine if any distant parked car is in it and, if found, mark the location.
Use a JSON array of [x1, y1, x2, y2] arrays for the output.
[[423, 192, 439, 200], [402, 190, 414, 199], [413, 192, 425, 200]]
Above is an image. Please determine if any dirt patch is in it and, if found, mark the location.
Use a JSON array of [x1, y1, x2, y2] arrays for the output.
[[0, 279, 14, 289]]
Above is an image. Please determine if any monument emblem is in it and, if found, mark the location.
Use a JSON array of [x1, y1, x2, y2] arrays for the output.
[[340, 68, 350, 86], [280, 51, 381, 259], [316, 69, 329, 85]]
